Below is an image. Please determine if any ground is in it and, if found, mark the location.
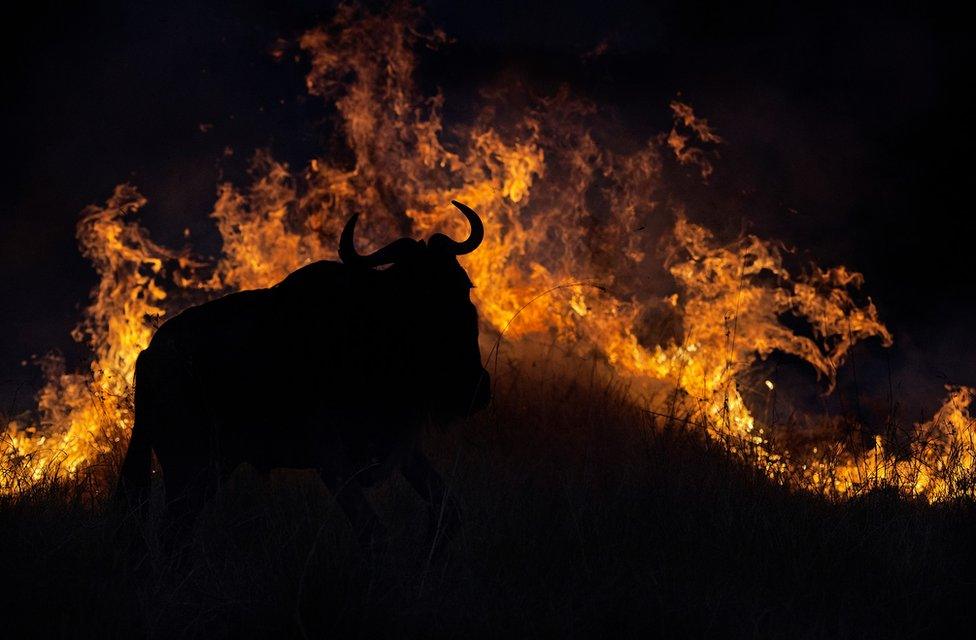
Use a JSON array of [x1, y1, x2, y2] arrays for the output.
[[2, 364, 974, 639]]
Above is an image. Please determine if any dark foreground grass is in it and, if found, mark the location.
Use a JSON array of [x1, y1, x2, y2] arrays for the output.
[[2, 365, 975, 639]]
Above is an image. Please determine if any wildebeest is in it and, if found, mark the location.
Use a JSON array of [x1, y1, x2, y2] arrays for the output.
[[117, 200, 491, 548]]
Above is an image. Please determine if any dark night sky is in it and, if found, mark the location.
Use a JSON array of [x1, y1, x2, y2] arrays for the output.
[[1, 1, 972, 419]]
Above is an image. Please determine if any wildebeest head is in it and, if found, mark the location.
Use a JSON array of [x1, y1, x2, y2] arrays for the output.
[[339, 201, 491, 418]]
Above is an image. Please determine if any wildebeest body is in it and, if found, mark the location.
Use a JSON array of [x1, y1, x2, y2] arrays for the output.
[[119, 202, 491, 546]]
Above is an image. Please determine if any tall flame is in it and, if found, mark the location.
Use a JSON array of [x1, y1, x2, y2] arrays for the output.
[[3, 2, 973, 500]]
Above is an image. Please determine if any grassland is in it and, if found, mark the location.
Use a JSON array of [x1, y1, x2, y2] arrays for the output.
[[2, 363, 974, 639]]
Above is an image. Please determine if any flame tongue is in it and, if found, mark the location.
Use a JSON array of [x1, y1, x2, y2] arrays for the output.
[[3, 3, 973, 500]]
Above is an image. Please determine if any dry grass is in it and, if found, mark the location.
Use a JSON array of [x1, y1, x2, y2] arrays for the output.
[[1, 362, 975, 639]]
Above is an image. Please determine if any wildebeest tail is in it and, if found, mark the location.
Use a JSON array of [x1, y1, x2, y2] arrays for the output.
[[116, 417, 152, 507], [115, 353, 154, 507]]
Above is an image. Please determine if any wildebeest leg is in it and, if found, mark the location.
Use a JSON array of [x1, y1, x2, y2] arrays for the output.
[[401, 450, 461, 550], [160, 463, 215, 549], [319, 468, 387, 550]]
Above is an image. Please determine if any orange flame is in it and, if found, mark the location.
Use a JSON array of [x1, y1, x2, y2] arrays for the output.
[[3, 3, 973, 500]]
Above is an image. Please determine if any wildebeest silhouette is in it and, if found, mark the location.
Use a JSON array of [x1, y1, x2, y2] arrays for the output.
[[117, 200, 491, 548]]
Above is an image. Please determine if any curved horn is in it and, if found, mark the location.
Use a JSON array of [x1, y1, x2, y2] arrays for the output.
[[338, 213, 365, 266], [428, 200, 485, 256], [339, 213, 420, 268]]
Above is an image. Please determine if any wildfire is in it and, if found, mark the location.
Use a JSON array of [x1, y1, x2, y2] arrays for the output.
[[3, 2, 973, 500]]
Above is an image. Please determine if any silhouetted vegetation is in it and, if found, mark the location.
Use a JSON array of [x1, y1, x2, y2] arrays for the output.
[[2, 362, 975, 638]]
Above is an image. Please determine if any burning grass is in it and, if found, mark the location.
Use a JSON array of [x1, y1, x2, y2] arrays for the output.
[[3, 1, 974, 501], [3, 1, 974, 635], [1, 362, 974, 638], [2, 3, 974, 637]]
